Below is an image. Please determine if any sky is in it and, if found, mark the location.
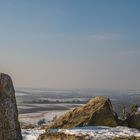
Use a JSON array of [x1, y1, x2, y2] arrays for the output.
[[0, 0, 140, 90]]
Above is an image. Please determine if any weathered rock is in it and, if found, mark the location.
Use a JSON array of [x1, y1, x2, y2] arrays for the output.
[[46, 96, 117, 130], [0, 73, 23, 140], [127, 113, 140, 130]]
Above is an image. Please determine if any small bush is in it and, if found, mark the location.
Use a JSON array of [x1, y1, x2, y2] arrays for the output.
[[38, 118, 46, 126], [120, 106, 126, 120], [131, 104, 138, 114]]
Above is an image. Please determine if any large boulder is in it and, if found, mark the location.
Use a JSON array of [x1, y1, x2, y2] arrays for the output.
[[47, 96, 117, 130], [0, 73, 23, 140], [127, 112, 140, 130]]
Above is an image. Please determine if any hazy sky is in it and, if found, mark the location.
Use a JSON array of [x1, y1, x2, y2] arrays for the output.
[[0, 0, 140, 89]]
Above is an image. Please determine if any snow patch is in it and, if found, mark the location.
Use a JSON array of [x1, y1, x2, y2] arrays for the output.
[[56, 126, 140, 140], [22, 126, 140, 140], [19, 110, 67, 125], [22, 129, 45, 140]]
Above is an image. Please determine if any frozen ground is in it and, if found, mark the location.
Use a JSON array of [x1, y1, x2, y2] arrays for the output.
[[22, 129, 45, 140], [17, 88, 140, 139], [57, 126, 140, 140], [22, 126, 140, 140], [19, 110, 67, 125]]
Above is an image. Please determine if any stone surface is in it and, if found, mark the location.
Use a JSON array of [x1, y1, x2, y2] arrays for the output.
[[0, 73, 23, 140], [46, 96, 117, 130], [127, 113, 140, 130]]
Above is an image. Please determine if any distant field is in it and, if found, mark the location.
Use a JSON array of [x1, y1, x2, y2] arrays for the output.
[[16, 88, 140, 125]]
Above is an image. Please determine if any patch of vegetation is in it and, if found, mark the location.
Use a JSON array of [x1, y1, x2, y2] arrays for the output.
[[130, 104, 138, 115], [38, 118, 46, 126], [120, 106, 127, 120]]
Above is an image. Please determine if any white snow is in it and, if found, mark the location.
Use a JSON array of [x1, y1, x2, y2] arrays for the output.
[[56, 126, 140, 140], [22, 126, 140, 140], [19, 110, 67, 125], [22, 129, 45, 140]]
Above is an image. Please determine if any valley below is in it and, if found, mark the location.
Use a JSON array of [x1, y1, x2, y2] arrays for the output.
[[16, 88, 140, 140]]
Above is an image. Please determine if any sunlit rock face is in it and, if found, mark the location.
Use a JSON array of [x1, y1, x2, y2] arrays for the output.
[[46, 96, 118, 130], [0, 73, 23, 140]]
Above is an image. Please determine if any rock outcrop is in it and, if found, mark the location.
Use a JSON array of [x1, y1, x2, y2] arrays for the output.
[[46, 96, 117, 130], [127, 112, 140, 130], [0, 73, 23, 140]]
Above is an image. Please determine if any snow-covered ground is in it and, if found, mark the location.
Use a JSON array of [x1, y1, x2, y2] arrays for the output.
[[22, 129, 45, 140], [56, 126, 140, 140], [17, 89, 140, 140], [19, 110, 68, 125], [22, 126, 140, 140]]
